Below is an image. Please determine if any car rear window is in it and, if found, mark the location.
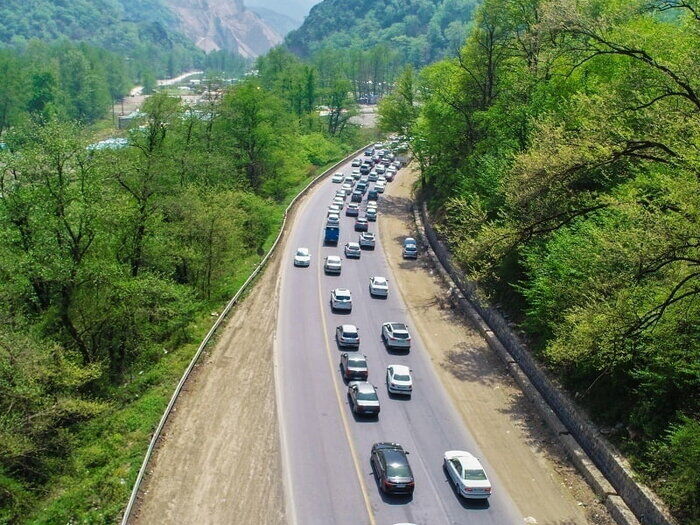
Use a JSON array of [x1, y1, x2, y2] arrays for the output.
[[393, 372, 410, 381], [464, 469, 487, 481], [356, 389, 377, 401]]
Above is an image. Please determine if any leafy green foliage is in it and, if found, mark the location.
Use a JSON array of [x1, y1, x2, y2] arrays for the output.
[[384, 0, 700, 519], [0, 67, 367, 519]]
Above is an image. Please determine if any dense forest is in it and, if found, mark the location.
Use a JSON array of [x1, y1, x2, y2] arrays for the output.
[[286, 0, 480, 65], [379, 0, 699, 521], [0, 47, 366, 522]]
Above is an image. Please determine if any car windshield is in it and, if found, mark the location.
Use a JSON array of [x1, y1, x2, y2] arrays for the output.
[[297, 249, 308, 256], [393, 333, 409, 339], [356, 389, 377, 401], [463, 469, 487, 481], [393, 372, 410, 381]]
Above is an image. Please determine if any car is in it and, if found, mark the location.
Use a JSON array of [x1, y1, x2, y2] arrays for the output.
[[366, 208, 377, 222], [352, 158, 362, 167], [324, 255, 342, 274], [351, 190, 363, 203], [328, 204, 342, 215], [345, 242, 361, 258], [331, 172, 344, 183], [359, 232, 375, 249], [385, 171, 395, 182], [293, 247, 310, 267], [375, 182, 386, 194], [367, 189, 379, 201], [371, 443, 415, 495], [382, 322, 411, 350], [330, 288, 352, 311], [340, 353, 368, 381], [356, 181, 368, 194], [444, 451, 492, 499], [346, 202, 360, 216], [342, 182, 353, 192], [364, 149, 373, 157], [367, 200, 378, 210], [375, 165, 386, 175], [332, 197, 345, 209], [352, 169, 361, 180], [336, 324, 360, 347], [360, 175, 369, 184], [355, 217, 368, 232], [368, 171, 378, 182], [360, 164, 371, 175], [392, 160, 402, 168], [386, 364, 413, 395], [402, 238, 418, 259], [377, 175, 387, 185], [344, 176, 355, 185], [369, 276, 388, 296], [335, 189, 347, 199], [347, 381, 380, 416], [326, 213, 340, 226]]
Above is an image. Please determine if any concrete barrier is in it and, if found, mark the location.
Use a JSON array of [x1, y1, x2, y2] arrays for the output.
[[414, 200, 675, 525]]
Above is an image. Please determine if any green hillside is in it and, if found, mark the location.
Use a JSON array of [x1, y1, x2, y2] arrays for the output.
[[285, 0, 480, 65]]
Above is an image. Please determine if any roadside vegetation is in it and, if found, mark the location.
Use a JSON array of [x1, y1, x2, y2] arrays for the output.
[[379, 0, 700, 521], [0, 49, 371, 521]]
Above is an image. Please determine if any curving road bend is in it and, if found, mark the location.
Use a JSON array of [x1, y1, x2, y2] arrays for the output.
[[275, 157, 524, 525]]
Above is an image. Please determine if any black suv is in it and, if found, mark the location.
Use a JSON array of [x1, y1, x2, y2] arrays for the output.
[[371, 442, 415, 495]]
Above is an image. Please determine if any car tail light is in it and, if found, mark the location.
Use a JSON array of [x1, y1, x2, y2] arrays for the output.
[[466, 487, 473, 492]]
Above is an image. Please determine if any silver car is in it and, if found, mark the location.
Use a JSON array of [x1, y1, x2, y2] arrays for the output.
[[359, 232, 375, 249], [336, 324, 360, 347], [369, 276, 388, 297], [344, 242, 361, 258]]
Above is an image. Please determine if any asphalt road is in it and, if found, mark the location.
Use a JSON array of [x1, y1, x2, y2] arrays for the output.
[[276, 157, 524, 525]]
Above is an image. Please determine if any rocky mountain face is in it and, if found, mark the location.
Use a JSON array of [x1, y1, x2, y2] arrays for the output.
[[164, 0, 282, 58]]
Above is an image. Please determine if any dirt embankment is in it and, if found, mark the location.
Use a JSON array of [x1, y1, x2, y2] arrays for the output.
[[131, 247, 286, 524], [379, 167, 614, 525]]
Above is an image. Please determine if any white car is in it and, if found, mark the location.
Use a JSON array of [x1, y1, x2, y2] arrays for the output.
[[352, 169, 361, 179], [327, 213, 340, 226], [330, 288, 353, 311], [328, 204, 342, 215], [367, 200, 378, 210], [342, 182, 353, 192], [324, 255, 342, 274], [331, 172, 344, 183], [332, 197, 345, 209], [369, 276, 388, 297], [444, 451, 492, 499], [386, 364, 412, 396], [377, 175, 387, 185], [335, 189, 347, 199], [336, 324, 360, 347], [366, 208, 377, 221], [375, 182, 386, 194], [293, 247, 310, 267], [382, 322, 411, 350], [359, 232, 375, 249]]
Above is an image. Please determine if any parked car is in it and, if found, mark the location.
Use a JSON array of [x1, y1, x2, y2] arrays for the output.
[[345, 242, 361, 258], [355, 217, 369, 232], [367, 200, 378, 210], [360, 164, 370, 175], [402, 237, 418, 259], [331, 172, 344, 183], [332, 197, 345, 209], [335, 189, 347, 199], [342, 182, 353, 192], [352, 158, 362, 167], [324, 255, 342, 274], [375, 165, 386, 175], [366, 208, 377, 222], [368, 171, 378, 182], [369, 276, 388, 297], [352, 169, 361, 180], [328, 204, 342, 215], [382, 322, 411, 350], [351, 190, 363, 203], [386, 364, 413, 395], [336, 324, 360, 347], [375, 182, 386, 194], [359, 232, 376, 249], [346, 202, 360, 217], [340, 353, 368, 381], [356, 181, 368, 194], [330, 288, 353, 311], [384, 171, 395, 182], [347, 381, 380, 416], [367, 189, 379, 201], [444, 451, 492, 499], [371, 443, 415, 495], [293, 247, 310, 267], [344, 176, 355, 186]]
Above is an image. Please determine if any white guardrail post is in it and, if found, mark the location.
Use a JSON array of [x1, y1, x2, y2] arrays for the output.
[[120, 143, 371, 524]]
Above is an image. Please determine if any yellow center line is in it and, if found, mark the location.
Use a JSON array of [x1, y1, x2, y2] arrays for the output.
[[316, 227, 377, 525]]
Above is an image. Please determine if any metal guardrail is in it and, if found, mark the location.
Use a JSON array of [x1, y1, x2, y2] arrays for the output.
[[120, 143, 371, 524]]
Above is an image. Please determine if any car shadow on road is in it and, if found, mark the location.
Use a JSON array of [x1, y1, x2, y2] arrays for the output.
[[386, 392, 412, 401], [350, 409, 380, 424]]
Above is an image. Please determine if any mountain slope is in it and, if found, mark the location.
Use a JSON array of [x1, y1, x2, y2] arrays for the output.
[[247, 0, 320, 21], [285, 0, 480, 64], [164, 0, 281, 57], [250, 6, 301, 36]]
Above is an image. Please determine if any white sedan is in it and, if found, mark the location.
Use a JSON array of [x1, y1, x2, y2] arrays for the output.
[[324, 255, 342, 274], [382, 322, 411, 350], [369, 276, 388, 297], [386, 364, 412, 396], [330, 288, 352, 311], [443, 451, 492, 499], [331, 172, 344, 183], [293, 247, 310, 267]]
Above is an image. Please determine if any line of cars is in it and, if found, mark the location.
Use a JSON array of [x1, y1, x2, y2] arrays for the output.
[[294, 141, 493, 503]]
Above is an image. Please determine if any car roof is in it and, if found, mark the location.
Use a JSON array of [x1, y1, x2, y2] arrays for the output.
[[347, 353, 367, 363], [326, 255, 341, 262], [297, 247, 309, 254], [334, 288, 351, 294], [389, 364, 410, 374], [372, 276, 387, 283], [446, 451, 483, 470], [341, 324, 358, 331]]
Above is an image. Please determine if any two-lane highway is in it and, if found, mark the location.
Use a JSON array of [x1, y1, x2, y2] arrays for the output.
[[276, 154, 523, 524]]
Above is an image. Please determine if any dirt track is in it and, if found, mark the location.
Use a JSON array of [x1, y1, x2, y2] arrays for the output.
[[379, 167, 614, 525], [132, 246, 286, 524]]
